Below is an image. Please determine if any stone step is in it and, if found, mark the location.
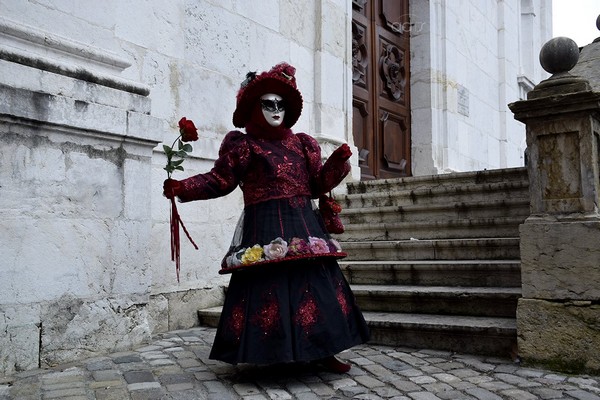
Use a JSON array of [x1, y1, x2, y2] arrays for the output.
[[346, 167, 528, 196], [342, 180, 529, 209], [337, 216, 525, 241], [341, 238, 520, 261], [362, 311, 517, 357], [340, 200, 530, 225], [198, 306, 222, 328], [197, 306, 517, 357], [339, 260, 521, 287], [351, 284, 521, 317], [333, 167, 527, 358]]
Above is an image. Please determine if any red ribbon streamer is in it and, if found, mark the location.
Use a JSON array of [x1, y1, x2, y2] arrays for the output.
[[170, 194, 198, 282]]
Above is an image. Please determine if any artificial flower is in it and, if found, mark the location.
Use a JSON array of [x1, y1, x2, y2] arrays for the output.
[[178, 117, 199, 142], [164, 117, 200, 282], [308, 237, 330, 255], [226, 249, 245, 267], [328, 238, 343, 253], [264, 237, 288, 260], [163, 117, 199, 178], [241, 245, 264, 265], [288, 237, 310, 256]]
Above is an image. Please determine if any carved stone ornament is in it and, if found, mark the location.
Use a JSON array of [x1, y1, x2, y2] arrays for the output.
[[352, 22, 368, 87], [380, 43, 406, 101]]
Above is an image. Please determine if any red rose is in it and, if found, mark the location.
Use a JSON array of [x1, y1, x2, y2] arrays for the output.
[[178, 117, 198, 142]]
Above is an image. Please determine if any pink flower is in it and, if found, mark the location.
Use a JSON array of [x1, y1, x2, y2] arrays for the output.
[[308, 237, 329, 255], [288, 237, 310, 255], [263, 238, 288, 260], [328, 238, 342, 253]]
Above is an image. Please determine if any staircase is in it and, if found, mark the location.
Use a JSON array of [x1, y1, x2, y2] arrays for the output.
[[338, 167, 529, 357], [198, 167, 530, 358]]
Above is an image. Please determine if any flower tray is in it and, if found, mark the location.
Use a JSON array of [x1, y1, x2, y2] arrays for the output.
[[218, 251, 347, 274]]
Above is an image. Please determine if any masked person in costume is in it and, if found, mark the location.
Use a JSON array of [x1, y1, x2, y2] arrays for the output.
[[163, 62, 370, 373]]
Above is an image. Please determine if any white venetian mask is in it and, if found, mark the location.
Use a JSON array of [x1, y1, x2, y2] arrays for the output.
[[260, 93, 286, 127]]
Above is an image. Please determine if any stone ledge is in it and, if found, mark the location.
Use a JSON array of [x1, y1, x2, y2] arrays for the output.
[[148, 287, 225, 334], [0, 16, 147, 95], [0, 84, 163, 146]]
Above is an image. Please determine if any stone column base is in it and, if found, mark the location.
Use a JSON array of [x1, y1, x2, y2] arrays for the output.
[[517, 298, 600, 374], [520, 219, 600, 299]]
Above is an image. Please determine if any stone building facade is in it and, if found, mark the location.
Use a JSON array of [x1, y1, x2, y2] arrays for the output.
[[0, 0, 551, 375], [410, 0, 551, 174]]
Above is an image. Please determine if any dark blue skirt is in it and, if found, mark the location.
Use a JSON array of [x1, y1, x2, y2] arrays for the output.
[[209, 197, 370, 364]]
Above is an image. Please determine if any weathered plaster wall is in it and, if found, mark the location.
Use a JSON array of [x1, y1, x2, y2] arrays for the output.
[[0, 63, 162, 372]]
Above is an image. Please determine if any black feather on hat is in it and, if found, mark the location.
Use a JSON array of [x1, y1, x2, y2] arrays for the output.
[[233, 62, 303, 128]]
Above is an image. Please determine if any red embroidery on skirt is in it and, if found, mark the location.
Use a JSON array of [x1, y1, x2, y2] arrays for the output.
[[227, 303, 246, 343], [294, 290, 319, 334], [336, 284, 351, 316], [251, 298, 281, 337]]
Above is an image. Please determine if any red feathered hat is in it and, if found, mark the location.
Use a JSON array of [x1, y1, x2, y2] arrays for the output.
[[233, 62, 303, 128]]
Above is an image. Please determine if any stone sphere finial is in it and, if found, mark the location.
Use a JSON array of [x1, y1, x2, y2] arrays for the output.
[[597, 14, 600, 31], [539, 37, 579, 74]]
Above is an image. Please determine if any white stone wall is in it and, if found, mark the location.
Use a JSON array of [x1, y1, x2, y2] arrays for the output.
[[0, 0, 352, 375], [410, 0, 552, 175], [0, 59, 162, 372]]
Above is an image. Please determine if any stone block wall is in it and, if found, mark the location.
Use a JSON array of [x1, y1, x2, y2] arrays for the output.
[[0, 62, 162, 372], [518, 218, 600, 373], [517, 299, 600, 373]]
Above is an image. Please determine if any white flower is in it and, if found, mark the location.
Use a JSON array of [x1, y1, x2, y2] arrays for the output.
[[227, 249, 244, 267], [263, 237, 288, 260]]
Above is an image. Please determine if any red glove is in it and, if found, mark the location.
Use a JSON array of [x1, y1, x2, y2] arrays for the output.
[[163, 179, 182, 199], [332, 143, 352, 162]]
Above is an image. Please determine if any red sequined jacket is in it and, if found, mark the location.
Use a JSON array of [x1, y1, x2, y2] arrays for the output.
[[177, 126, 351, 205]]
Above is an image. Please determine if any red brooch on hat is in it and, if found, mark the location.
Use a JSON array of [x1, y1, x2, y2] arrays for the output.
[[233, 62, 303, 129]]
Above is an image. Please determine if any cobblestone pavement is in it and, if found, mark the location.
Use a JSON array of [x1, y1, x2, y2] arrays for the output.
[[1, 327, 599, 400]]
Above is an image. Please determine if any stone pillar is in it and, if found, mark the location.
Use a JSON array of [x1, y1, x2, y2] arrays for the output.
[[508, 35, 600, 374]]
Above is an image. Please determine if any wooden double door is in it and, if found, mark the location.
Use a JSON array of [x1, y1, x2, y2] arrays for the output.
[[352, 0, 411, 180]]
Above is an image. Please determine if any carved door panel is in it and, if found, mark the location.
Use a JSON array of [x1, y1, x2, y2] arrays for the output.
[[352, 0, 411, 180]]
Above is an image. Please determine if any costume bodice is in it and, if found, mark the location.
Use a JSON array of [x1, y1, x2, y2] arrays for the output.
[[177, 128, 349, 206], [238, 133, 314, 204]]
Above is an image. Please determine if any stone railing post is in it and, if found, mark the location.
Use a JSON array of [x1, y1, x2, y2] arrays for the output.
[[508, 31, 600, 374]]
